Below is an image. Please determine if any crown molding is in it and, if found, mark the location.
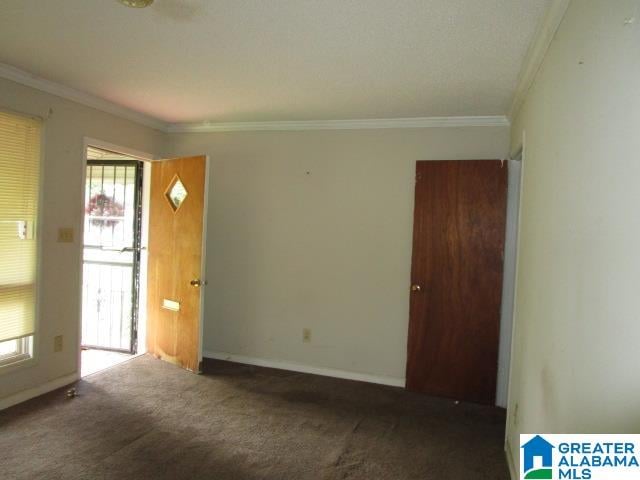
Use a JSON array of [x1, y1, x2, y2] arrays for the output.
[[0, 62, 168, 132], [1, 62, 509, 134], [167, 115, 509, 133], [508, 0, 571, 121]]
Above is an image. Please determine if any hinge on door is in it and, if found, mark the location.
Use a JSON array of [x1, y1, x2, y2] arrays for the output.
[[415, 172, 422, 183]]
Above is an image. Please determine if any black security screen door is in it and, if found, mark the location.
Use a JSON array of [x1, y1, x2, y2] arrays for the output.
[[81, 159, 143, 353]]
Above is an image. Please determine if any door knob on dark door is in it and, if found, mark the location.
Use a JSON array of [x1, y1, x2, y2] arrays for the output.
[[411, 284, 422, 292], [190, 279, 207, 287]]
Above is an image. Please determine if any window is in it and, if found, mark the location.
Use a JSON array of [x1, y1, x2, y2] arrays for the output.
[[0, 336, 33, 367], [0, 110, 41, 368]]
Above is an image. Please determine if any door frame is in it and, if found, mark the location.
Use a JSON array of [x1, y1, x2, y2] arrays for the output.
[[77, 138, 157, 374], [495, 155, 524, 408], [505, 137, 526, 440]]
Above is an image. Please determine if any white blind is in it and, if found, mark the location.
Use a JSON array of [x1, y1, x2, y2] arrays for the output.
[[0, 110, 41, 343]]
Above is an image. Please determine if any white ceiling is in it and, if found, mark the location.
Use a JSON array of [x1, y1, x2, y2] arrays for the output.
[[0, 0, 549, 124]]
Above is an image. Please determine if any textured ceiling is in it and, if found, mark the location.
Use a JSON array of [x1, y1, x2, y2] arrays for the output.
[[0, 0, 549, 124]]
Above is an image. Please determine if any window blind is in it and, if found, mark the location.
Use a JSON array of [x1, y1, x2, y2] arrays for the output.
[[0, 110, 41, 343]]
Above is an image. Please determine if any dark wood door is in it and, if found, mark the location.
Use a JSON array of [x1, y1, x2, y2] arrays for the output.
[[406, 160, 507, 404]]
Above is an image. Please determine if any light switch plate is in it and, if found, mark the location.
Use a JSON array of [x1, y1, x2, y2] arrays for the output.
[[57, 227, 74, 243]]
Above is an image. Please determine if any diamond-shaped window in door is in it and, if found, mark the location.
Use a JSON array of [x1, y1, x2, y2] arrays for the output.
[[165, 174, 188, 212]]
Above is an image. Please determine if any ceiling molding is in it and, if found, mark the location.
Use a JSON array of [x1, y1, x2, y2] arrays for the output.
[[1, 62, 509, 134], [167, 116, 509, 133], [0, 62, 168, 132], [508, 0, 572, 121]]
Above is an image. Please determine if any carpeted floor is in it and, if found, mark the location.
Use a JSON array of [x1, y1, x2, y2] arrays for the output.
[[0, 355, 510, 480]]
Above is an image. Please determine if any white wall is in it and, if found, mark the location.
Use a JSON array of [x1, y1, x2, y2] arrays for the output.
[[0, 77, 165, 403], [168, 127, 509, 383], [506, 0, 640, 474]]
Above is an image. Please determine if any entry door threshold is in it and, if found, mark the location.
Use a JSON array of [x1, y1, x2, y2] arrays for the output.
[[81, 350, 146, 378]]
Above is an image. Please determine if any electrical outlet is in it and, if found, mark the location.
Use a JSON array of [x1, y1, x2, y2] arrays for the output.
[[57, 227, 74, 243], [54, 335, 63, 352], [302, 328, 311, 343]]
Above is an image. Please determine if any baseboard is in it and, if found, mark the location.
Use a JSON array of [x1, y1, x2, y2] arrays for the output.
[[0, 372, 79, 411], [203, 351, 406, 388], [505, 437, 517, 480]]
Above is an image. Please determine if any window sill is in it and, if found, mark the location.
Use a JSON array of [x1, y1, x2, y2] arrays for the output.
[[0, 355, 36, 375]]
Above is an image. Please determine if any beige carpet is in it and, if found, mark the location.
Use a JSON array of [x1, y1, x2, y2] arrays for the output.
[[0, 355, 509, 479]]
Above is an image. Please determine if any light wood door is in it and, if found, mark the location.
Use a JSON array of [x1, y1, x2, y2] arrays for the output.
[[147, 155, 207, 372], [406, 160, 507, 404]]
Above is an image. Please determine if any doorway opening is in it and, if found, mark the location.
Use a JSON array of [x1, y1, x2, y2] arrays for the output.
[[80, 146, 146, 377]]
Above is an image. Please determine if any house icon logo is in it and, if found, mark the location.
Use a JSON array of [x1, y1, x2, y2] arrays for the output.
[[521, 435, 555, 479]]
